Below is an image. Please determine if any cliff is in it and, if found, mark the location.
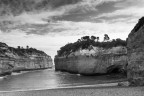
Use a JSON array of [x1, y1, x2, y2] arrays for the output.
[[0, 42, 53, 76], [127, 17, 144, 86], [55, 46, 127, 75]]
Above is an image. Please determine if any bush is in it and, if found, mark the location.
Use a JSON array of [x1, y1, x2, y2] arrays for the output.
[[57, 36, 127, 56]]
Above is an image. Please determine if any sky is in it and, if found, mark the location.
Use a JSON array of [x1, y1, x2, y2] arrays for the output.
[[0, 0, 144, 58]]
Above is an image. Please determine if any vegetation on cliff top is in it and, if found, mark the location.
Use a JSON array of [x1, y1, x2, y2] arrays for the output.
[[0, 42, 48, 57], [9, 47, 47, 56], [57, 35, 127, 56]]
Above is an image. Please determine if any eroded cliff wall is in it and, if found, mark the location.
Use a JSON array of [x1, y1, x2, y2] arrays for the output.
[[0, 43, 53, 76], [13, 56, 53, 71], [127, 17, 144, 86], [55, 47, 127, 75]]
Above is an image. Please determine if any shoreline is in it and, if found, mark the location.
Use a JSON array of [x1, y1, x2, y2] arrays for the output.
[[0, 81, 127, 93], [0, 67, 53, 78], [0, 70, 142, 96], [0, 84, 143, 96], [0, 69, 128, 93]]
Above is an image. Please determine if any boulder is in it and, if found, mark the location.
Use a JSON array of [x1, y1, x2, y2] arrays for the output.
[[117, 81, 130, 86]]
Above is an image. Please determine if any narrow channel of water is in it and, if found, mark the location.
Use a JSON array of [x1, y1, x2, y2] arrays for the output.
[[0, 69, 126, 92]]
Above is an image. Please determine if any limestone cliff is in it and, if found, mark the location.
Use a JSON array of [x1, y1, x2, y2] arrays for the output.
[[0, 42, 53, 76], [127, 17, 144, 86], [55, 46, 127, 75]]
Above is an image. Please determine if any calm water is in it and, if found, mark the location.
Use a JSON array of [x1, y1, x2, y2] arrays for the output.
[[0, 69, 126, 92]]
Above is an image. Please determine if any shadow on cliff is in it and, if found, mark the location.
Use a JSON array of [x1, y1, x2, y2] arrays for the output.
[[106, 64, 127, 76], [79, 64, 127, 76]]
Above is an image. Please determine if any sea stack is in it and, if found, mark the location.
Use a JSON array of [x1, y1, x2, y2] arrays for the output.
[[55, 36, 127, 75], [127, 17, 144, 86]]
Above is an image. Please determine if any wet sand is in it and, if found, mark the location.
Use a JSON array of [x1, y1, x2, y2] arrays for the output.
[[0, 86, 144, 96]]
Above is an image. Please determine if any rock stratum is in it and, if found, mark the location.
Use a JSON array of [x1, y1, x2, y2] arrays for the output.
[[127, 17, 144, 86], [0, 43, 53, 76], [55, 45, 127, 75]]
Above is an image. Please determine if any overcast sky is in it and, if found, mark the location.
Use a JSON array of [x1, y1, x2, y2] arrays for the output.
[[0, 0, 143, 58]]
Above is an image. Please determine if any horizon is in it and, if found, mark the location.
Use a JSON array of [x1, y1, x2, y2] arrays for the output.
[[0, 0, 143, 58]]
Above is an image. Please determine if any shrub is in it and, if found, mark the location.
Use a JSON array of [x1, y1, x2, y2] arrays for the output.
[[57, 36, 127, 56]]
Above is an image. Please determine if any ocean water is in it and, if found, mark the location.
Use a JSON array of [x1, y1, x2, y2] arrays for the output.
[[0, 69, 126, 92]]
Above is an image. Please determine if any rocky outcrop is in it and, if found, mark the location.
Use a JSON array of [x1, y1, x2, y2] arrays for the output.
[[55, 46, 127, 75], [127, 17, 144, 86], [0, 42, 53, 76]]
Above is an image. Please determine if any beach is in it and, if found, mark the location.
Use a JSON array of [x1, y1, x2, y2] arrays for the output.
[[0, 86, 144, 96]]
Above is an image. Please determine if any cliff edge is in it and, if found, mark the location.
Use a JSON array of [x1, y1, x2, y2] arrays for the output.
[[127, 17, 144, 86], [55, 36, 127, 75], [0, 43, 53, 76]]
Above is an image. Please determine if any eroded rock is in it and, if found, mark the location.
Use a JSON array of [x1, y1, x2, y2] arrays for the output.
[[0, 42, 53, 76], [55, 47, 127, 75], [127, 17, 144, 86]]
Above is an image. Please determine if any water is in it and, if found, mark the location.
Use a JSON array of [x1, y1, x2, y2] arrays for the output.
[[0, 69, 126, 92]]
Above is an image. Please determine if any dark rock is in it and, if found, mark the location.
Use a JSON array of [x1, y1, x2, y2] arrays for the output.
[[128, 77, 144, 86], [117, 81, 129, 86], [127, 17, 144, 86], [106, 64, 127, 75]]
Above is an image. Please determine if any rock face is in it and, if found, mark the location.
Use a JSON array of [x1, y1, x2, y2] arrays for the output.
[[55, 46, 127, 75], [127, 17, 144, 86], [0, 42, 53, 76]]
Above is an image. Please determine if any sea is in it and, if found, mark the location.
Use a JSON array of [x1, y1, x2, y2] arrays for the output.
[[0, 68, 126, 92]]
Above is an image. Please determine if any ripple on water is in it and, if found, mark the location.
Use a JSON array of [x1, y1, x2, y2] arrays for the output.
[[0, 69, 126, 92]]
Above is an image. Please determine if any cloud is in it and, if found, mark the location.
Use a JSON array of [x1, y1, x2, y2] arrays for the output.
[[94, 2, 144, 27], [0, 0, 123, 33], [95, 0, 144, 21], [12, 10, 66, 25], [96, 7, 144, 19], [46, 20, 131, 40], [115, 0, 144, 8], [59, 0, 122, 14]]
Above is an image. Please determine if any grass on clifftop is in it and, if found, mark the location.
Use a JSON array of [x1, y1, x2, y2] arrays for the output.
[[0, 42, 47, 57], [57, 35, 127, 57]]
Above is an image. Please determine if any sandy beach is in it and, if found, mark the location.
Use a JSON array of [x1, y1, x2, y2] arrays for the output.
[[0, 86, 144, 96]]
